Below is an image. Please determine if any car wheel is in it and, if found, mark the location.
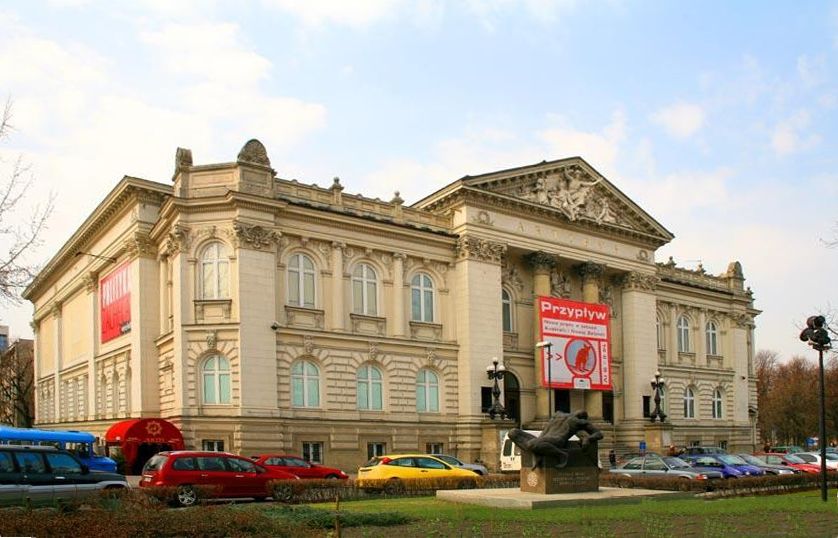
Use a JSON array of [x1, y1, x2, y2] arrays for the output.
[[272, 484, 293, 502], [252, 496, 267, 502], [383, 478, 404, 495], [175, 485, 198, 507], [325, 474, 340, 480]]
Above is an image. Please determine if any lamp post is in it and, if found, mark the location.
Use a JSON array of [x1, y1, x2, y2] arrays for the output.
[[535, 341, 553, 419], [799, 315, 832, 503], [486, 357, 507, 420], [649, 370, 666, 423]]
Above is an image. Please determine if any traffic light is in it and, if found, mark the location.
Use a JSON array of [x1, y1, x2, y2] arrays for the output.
[[800, 315, 831, 350]]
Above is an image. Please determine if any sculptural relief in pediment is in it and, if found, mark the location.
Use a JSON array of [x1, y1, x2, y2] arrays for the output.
[[515, 165, 624, 226]]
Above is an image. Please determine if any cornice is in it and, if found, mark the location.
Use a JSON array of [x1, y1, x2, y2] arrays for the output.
[[24, 177, 171, 300]]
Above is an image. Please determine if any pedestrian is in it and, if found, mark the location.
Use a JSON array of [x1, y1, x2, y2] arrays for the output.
[[608, 449, 617, 468]]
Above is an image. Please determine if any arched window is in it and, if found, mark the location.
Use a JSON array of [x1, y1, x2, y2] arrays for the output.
[[291, 360, 320, 408], [502, 289, 513, 332], [705, 320, 719, 355], [352, 264, 378, 316], [410, 273, 435, 322], [416, 369, 439, 412], [656, 315, 665, 350], [357, 364, 382, 410], [712, 388, 723, 419], [683, 386, 695, 418], [202, 355, 231, 404], [288, 253, 316, 308], [677, 316, 691, 353], [200, 242, 230, 299]]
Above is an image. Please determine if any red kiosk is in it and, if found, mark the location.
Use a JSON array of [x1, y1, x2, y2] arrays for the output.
[[105, 418, 184, 474]]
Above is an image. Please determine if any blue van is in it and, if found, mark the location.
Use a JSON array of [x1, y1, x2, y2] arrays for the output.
[[0, 426, 117, 472]]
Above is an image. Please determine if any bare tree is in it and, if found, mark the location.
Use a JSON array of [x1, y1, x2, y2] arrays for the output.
[[0, 339, 34, 427], [0, 98, 53, 304]]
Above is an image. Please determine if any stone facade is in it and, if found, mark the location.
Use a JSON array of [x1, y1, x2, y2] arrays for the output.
[[23, 141, 760, 472]]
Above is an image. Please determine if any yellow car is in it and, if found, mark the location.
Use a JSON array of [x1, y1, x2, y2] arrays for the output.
[[356, 454, 479, 492]]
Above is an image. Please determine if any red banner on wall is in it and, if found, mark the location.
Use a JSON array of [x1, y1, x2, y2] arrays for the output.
[[100, 262, 131, 343], [537, 296, 612, 391]]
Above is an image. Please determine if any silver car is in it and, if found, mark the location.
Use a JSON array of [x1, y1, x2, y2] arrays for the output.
[[610, 453, 723, 480], [432, 454, 489, 476], [792, 452, 838, 470], [736, 453, 796, 475]]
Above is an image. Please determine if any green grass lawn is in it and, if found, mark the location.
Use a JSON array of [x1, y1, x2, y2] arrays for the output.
[[300, 490, 838, 537]]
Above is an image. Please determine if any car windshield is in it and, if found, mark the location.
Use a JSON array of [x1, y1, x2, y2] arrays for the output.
[[435, 455, 461, 466], [662, 457, 691, 469], [784, 454, 805, 463], [738, 454, 763, 465], [825, 454, 838, 461], [718, 455, 746, 465]]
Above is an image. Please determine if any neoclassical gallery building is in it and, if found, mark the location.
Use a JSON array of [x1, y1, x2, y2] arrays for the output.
[[24, 140, 760, 471]]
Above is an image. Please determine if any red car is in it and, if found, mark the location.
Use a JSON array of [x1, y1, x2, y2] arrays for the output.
[[140, 451, 299, 506], [253, 454, 348, 480], [753, 452, 822, 474]]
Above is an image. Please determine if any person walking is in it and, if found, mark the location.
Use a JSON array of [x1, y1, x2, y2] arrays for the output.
[[608, 449, 617, 468]]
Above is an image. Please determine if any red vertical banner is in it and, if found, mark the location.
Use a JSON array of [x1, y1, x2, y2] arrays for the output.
[[537, 296, 612, 391], [100, 262, 131, 343]]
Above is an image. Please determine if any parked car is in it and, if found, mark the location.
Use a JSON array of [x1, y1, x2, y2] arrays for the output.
[[682, 446, 727, 456], [252, 454, 348, 479], [0, 445, 128, 507], [752, 452, 822, 474], [357, 454, 479, 491], [139, 451, 299, 507], [609, 454, 722, 480], [683, 455, 746, 478], [735, 453, 797, 475], [431, 454, 489, 476], [791, 452, 838, 471], [768, 445, 804, 454]]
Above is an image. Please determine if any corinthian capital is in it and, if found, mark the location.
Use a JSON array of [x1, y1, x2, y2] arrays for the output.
[[575, 261, 605, 281], [233, 221, 280, 251], [455, 236, 506, 264], [620, 271, 659, 291], [524, 251, 557, 271]]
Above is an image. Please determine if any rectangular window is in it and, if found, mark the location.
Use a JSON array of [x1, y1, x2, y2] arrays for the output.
[[426, 443, 443, 454], [202, 440, 224, 452], [416, 385, 426, 412], [371, 382, 382, 410], [308, 381, 320, 408], [480, 387, 492, 413], [218, 262, 229, 298], [424, 290, 433, 321], [203, 374, 216, 404], [366, 282, 377, 315], [428, 385, 439, 412], [357, 381, 368, 410], [219, 373, 231, 404], [642, 395, 651, 418], [718, 440, 728, 450], [302, 442, 323, 464], [289, 270, 300, 305], [303, 273, 315, 307], [602, 392, 614, 424], [411, 288, 421, 320], [367, 442, 386, 460]]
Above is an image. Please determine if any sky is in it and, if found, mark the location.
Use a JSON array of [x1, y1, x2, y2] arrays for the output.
[[0, 0, 836, 361]]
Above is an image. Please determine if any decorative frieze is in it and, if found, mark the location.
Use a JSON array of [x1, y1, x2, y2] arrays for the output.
[[621, 271, 659, 291], [233, 221, 280, 250], [455, 236, 506, 264]]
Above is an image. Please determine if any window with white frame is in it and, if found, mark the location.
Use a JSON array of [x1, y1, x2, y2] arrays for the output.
[[199, 242, 230, 299], [677, 315, 691, 353], [291, 360, 320, 408], [302, 442, 323, 464], [202, 355, 231, 404], [705, 320, 719, 355], [352, 263, 378, 315], [712, 388, 723, 419], [426, 443, 443, 454], [416, 369, 439, 412], [367, 442, 386, 460], [410, 273, 435, 322], [502, 289, 513, 332], [683, 386, 695, 418], [201, 440, 224, 451], [357, 364, 383, 410], [288, 253, 316, 308]]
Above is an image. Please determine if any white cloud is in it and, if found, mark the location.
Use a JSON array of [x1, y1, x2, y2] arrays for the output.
[[262, 0, 404, 28], [539, 109, 626, 176], [650, 102, 705, 139], [770, 110, 820, 156]]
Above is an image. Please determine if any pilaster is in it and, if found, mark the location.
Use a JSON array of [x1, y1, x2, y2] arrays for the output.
[[576, 261, 605, 419], [524, 251, 556, 421], [391, 252, 406, 337], [619, 271, 659, 421], [331, 242, 345, 331]]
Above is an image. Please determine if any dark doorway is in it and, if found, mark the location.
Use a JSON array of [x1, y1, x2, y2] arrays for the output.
[[132, 443, 172, 475], [504, 373, 520, 425], [555, 389, 571, 414], [603, 391, 614, 423]]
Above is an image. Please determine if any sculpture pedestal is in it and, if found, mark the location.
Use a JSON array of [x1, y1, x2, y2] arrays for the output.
[[644, 422, 673, 455], [519, 441, 600, 494]]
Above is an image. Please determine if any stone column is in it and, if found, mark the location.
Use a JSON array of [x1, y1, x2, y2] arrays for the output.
[[331, 242, 345, 331], [85, 272, 98, 420], [620, 272, 659, 421], [669, 304, 678, 360], [577, 262, 604, 419], [697, 309, 707, 364], [524, 251, 556, 421], [391, 253, 406, 337], [52, 303, 62, 422]]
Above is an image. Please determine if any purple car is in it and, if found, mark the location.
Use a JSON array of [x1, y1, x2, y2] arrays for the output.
[[685, 454, 764, 478]]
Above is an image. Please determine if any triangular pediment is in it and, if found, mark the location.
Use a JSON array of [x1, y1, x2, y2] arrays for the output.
[[417, 157, 673, 245]]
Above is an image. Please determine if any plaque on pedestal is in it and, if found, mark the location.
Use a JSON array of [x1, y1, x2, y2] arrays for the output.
[[519, 441, 600, 494]]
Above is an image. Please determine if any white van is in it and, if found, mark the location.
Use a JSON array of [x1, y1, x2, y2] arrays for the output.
[[499, 429, 540, 472]]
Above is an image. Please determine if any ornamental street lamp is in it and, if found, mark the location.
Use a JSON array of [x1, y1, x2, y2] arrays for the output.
[[486, 357, 507, 420], [650, 370, 666, 423], [800, 315, 832, 503], [535, 341, 553, 419]]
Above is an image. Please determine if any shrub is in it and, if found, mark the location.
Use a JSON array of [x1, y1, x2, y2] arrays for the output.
[[599, 470, 838, 497]]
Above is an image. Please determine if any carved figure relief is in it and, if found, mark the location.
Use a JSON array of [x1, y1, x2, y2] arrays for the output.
[[519, 165, 624, 225], [455, 236, 506, 264], [501, 260, 524, 292], [550, 269, 572, 298], [233, 221, 280, 250]]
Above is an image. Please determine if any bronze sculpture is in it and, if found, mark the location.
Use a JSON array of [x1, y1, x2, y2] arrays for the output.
[[509, 410, 604, 469]]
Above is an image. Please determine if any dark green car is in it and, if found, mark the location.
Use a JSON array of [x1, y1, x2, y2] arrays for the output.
[[0, 445, 128, 506]]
